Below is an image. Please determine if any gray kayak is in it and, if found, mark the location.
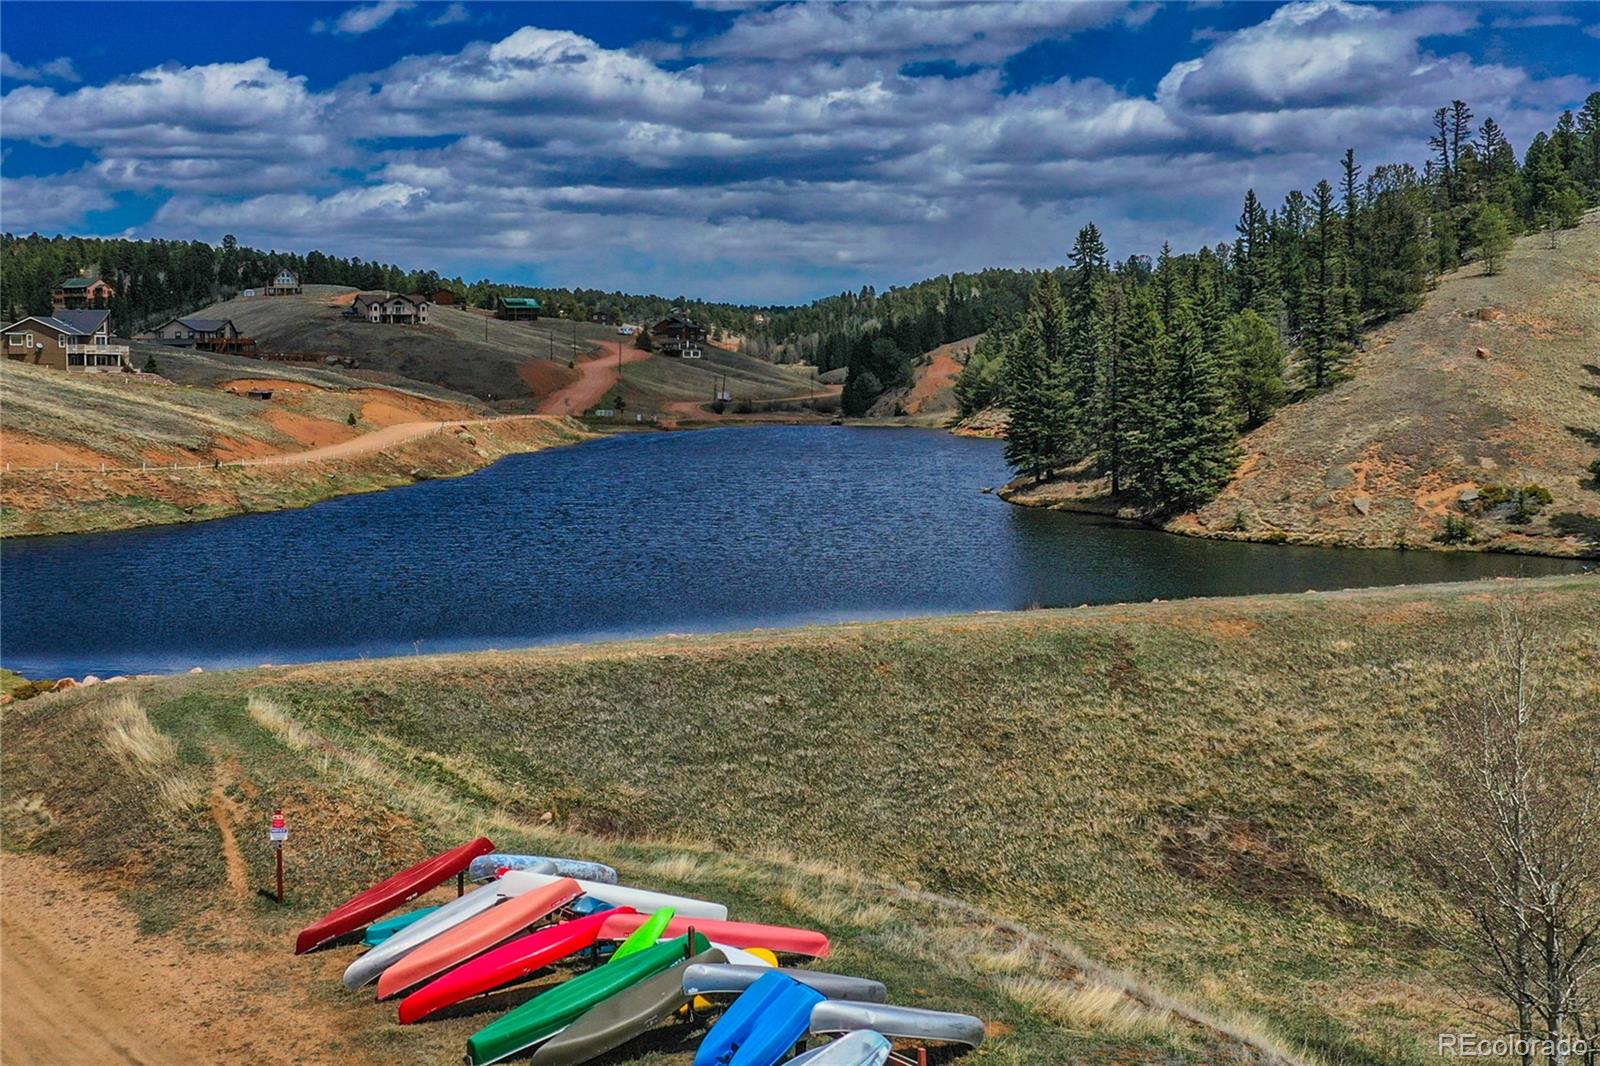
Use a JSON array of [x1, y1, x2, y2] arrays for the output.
[[789, 1030, 892, 1066], [468, 854, 617, 884], [341, 886, 505, 990], [682, 964, 886, 1003], [527, 947, 726, 1066], [809, 1002, 985, 1048]]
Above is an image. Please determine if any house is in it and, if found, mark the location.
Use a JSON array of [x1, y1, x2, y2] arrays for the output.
[[494, 296, 542, 321], [3, 310, 131, 371], [650, 315, 708, 358], [264, 269, 302, 296], [154, 316, 253, 352], [588, 310, 617, 325], [431, 289, 458, 306], [351, 292, 429, 325], [51, 277, 116, 310]]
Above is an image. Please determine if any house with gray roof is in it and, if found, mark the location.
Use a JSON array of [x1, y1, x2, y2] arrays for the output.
[[3, 309, 130, 371]]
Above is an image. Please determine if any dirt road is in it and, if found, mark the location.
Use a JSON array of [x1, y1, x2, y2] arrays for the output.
[[536, 346, 650, 415], [0, 852, 366, 1065]]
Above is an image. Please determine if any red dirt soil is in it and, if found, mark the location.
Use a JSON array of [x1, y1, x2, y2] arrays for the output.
[[537, 347, 651, 415]]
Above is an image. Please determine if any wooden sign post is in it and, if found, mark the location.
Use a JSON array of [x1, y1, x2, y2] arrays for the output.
[[269, 809, 289, 903]]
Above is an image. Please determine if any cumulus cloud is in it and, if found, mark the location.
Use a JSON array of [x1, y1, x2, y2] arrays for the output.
[[1, 0, 1595, 300], [0, 52, 80, 84], [0, 174, 113, 230]]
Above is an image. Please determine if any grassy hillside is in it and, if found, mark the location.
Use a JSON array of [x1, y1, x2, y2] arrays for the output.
[[5, 576, 1595, 1064], [1010, 213, 1600, 557]]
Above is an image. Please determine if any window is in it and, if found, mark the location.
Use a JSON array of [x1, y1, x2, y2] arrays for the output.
[[6, 333, 24, 347], [68, 351, 84, 366], [59, 335, 68, 347]]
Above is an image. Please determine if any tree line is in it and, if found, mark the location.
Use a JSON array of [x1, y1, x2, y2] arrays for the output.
[[988, 94, 1599, 512]]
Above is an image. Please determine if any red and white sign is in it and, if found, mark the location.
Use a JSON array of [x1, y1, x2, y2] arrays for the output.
[[269, 809, 289, 845]]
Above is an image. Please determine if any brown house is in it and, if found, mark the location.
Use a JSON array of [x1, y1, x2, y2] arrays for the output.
[[52, 277, 116, 310], [154, 316, 253, 352], [494, 296, 542, 321], [352, 292, 429, 324], [650, 315, 708, 358], [3, 310, 131, 371], [431, 289, 458, 306]]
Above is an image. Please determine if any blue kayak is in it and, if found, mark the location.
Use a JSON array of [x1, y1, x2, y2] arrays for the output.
[[361, 905, 442, 945], [695, 971, 824, 1066]]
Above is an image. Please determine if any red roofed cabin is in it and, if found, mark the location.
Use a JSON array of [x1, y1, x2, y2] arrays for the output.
[[650, 316, 707, 358], [52, 277, 116, 310]]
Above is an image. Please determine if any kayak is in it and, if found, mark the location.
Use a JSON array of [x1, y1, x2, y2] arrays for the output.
[[694, 970, 824, 1066], [809, 1002, 986, 1048], [788, 1030, 892, 1066], [608, 906, 674, 964], [376, 878, 582, 1000], [295, 837, 495, 954], [709, 945, 777, 969], [466, 932, 711, 1066], [363, 905, 441, 946], [469, 854, 619, 885], [344, 884, 506, 990], [527, 947, 726, 1066], [499, 871, 727, 920], [397, 909, 631, 1025], [599, 913, 830, 958], [682, 964, 886, 1003]]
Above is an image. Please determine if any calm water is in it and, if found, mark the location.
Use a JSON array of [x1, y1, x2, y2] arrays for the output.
[[0, 427, 1584, 677]]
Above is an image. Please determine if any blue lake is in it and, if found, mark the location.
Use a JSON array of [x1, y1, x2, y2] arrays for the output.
[[0, 426, 1584, 677]]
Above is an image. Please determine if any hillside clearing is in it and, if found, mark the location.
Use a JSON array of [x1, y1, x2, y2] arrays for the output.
[[4, 575, 1595, 1064]]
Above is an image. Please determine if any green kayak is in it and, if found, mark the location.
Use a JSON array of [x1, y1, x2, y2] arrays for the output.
[[467, 932, 711, 1066], [362, 904, 441, 946]]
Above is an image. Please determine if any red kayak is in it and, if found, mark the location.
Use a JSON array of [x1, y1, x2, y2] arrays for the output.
[[397, 908, 632, 1024], [295, 837, 496, 955], [596, 912, 830, 958]]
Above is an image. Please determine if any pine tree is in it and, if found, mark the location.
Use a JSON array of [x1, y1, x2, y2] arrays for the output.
[[1004, 273, 1071, 481], [1141, 299, 1239, 512], [1339, 148, 1364, 334], [1119, 287, 1166, 500], [1063, 224, 1109, 459], [1094, 283, 1131, 494], [1224, 309, 1288, 425], [1473, 204, 1512, 275], [1304, 179, 1345, 387], [1233, 190, 1275, 315]]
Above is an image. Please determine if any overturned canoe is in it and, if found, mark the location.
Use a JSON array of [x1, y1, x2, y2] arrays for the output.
[[376, 878, 582, 1000], [344, 885, 506, 990], [499, 871, 727, 921], [694, 970, 825, 1066], [682, 964, 885, 1003], [788, 1030, 892, 1066], [809, 1002, 985, 1049], [363, 905, 442, 946], [295, 837, 494, 954], [469, 854, 617, 885], [397, 909, 631, 1025], [467, 932, 711, 1066], [600, 913, 830, 958], [527, 947, 726, 1066]]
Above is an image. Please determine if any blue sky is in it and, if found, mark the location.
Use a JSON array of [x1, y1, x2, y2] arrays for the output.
[[2, 1, 1596, 304]]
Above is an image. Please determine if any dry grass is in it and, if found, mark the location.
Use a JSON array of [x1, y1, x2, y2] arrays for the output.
[[99, 695, 204, 816], [999, 976, 1176, 1037]]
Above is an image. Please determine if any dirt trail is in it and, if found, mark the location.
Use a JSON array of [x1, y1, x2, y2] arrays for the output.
[[0, 852, 365, 1065], [231, 414, 551, 467], [537, 347, 650, 415]]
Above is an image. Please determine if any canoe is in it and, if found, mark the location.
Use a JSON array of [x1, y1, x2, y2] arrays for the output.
[[376, 878, 582, 1000], [682, 964, 886, 1003], [397, 909, 631, 1025], [295, 837, 494, 954], [600, 913, 830, 958], [499, 870, 727, 920], [466, 932, 711, 1066], [344, 885, 506, 990], [809, 1002, 986, 1048], [608, 906, 674, 964], [788, 1030, 892, 1066], [693, 970, 824, 1066], [570, 897, 617, 917], [709, 945, 776, 969], [363, 905, 441, 946], [527, 947, 726, 1066], [469, 854, 618, 885]]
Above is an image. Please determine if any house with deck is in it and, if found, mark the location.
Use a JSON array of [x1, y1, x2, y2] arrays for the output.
[[52, 277, 116, 310], [264, 269, 302, 296], [351, 292, 429, 324], [494, 296, 542, 321], [154, 316, 254, 352], [3, 310, 131, 371], [650, 315, 708, 358]]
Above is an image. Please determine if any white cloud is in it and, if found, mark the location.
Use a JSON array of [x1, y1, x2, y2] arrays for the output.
[[313, 1, 416, 35], [0, 52, 80, 84], [0, 174, 113, 231], [428, 2, 470, 27]]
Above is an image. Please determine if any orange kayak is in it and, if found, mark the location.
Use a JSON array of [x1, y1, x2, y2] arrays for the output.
[[596, 912, 831, 958], [376, 877, 582, 1000]]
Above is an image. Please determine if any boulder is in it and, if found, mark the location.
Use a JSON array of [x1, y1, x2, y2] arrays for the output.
[[1352, 495, 1372, 516], [188, 666, 204, 674], [1475, 346, 1491, 360], [52, 678, 77, 692], [81, 675, 102, 687], [106, 675, 129, 684]]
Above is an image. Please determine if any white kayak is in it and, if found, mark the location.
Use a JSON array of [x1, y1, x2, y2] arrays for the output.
[[499, 870, 727, 921], [810, 1002, 986, 1048], [683, 963, 885, 1002], [342, 884, 507, 990], [789, 1030, 892, 1066]]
